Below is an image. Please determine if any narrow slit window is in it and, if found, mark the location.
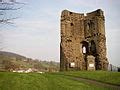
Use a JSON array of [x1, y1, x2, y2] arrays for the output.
[[82, 46, 86, 54]]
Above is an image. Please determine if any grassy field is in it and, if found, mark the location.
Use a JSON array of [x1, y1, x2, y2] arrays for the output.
[[60, 71, 120, 85], [0, 71, 119, 90]]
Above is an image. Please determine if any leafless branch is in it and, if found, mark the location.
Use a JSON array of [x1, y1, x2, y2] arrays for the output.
[[0, 0, 24, 50]]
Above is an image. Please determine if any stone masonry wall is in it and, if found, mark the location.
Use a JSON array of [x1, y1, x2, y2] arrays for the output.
[[60, 9, 109, 71]]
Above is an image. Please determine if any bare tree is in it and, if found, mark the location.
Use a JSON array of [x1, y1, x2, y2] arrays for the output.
[[0, 0, 24, 50], [0, 0, 24, 24]]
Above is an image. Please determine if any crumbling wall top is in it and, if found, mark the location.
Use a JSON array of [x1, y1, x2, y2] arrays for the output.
[[86, 9, 104, 17], [61, 10, 84, 18]]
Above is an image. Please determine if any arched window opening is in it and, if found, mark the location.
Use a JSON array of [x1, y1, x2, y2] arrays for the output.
[[81, 41, 89, 55], [82, 46, 86, 54], [86, 21, 95, 31], [87, 23, 90, 31]]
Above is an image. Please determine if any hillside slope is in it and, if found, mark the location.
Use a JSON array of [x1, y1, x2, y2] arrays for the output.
[[0, 51, 59, 72], [0, 51, 26, 59]]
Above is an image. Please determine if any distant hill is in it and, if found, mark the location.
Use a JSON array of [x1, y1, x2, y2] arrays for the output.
[[0, 51, 26, 59], [0, 51, 59, 72]]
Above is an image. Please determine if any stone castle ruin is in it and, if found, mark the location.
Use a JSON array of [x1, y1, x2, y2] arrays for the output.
[[60, 9, 109, 71]]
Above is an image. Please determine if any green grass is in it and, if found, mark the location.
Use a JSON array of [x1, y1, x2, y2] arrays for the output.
[[0, 71, 114, 90], [60, 71, 120, 85]]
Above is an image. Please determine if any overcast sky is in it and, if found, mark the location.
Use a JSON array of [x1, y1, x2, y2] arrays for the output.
[[0, 0, 120, 66]]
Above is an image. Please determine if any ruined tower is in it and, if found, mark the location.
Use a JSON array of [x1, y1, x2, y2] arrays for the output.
[[60, 9, 109, 71]]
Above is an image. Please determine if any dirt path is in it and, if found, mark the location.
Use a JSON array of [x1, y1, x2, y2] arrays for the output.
[[65, 75, 120, 90]]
